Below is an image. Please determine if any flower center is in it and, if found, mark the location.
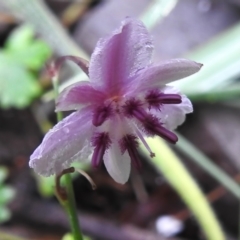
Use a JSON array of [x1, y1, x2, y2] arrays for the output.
[[110, 95, 121, 102]]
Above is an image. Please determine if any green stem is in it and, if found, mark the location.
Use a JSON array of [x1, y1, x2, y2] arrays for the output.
[[63, 173, 83, 240], [141, 137, 225, 240], [52, 76, 83, 240]]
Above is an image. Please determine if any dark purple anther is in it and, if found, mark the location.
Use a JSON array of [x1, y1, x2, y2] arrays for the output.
[[123, 99, 147, 121], [142, 115, 178, 144], [153, 125, 178, 144], [120, 134, 141, 169], [92, 105, 112, 126], [92, 132, 111, 168], [132, 108, 148, 122], [145, 90, 182, 108]]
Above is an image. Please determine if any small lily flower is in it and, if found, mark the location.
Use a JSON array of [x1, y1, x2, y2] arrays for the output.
[[30, 18, 202, 184]]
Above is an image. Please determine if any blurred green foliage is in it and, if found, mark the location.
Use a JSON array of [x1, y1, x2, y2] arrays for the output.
[[0, 167, 15, 223], [172, 22, 240, 102], [62, 233, 91, 240], [0, 24, 52, 108]]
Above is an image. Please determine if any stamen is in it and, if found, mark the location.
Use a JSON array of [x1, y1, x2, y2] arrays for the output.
[[145, 90, 182, 109], [123, 98, 147, 121], [142, 115, 178, 144], [157, 94, 182, 104], [135, 129, 155, 158], [92, 132, 111, 168], [153, 125, 178, 144], [123, 98, 178, 144], [92, 105, 112, 127], [119, 134, 141, 169]]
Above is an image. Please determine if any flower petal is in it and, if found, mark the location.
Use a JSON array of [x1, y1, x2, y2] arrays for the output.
[[128, 59, 202, 93], [56, 81, 106, 111], [103, 141, 131, 184], [89, 17, 153, 94], [29, 108, 94, 176], [156, 86, 193, 130]]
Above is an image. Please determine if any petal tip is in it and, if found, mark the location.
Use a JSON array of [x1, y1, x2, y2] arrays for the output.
[[196, 62, 203, 69]]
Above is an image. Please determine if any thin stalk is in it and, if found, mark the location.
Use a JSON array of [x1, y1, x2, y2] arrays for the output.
[[175, 133, 240, 199], [141, 137, 225, 240], [63, 173, 83, 240], [52, 75, 63, 122], [52, 75, 83, 240]]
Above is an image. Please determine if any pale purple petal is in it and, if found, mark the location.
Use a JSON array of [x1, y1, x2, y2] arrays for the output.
[[127, 59, 202, 93], [103, 141, 131, 184], [89, 18, 153, 94], [56, 81, 106, 111], [29, 108, 94, 176], [156, 86, 193, 130]]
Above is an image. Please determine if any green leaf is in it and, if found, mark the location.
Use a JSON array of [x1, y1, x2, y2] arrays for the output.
[[0, 186, 15, 205], [0, 53, 42, 108], [0, 206, 11, 223], [5, 25, 35, 51], [5, 24, 51, 70], [0, 24, 52, 109], [8, 40, 51, 70]]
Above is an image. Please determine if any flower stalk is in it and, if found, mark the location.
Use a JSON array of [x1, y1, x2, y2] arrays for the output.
[[142, 137, 225, 240], [62, 173, 83, 240], [53, 74, 83, 240]]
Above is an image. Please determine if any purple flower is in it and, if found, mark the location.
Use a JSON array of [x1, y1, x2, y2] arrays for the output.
[[30, 18, 202, 184]]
